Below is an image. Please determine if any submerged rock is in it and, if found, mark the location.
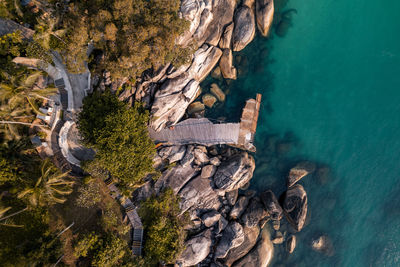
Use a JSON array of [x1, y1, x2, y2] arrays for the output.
[[223, 226, 260, 266], [232, 6, 256, 51], [282, 184, 308, 231], [214, 152, 255, 192], [255, 0, 274, 36], [188, 101, 205, 115], [260, 190, 283, 221], [311, 235, 334, 256], [177, 229, 213, 266], [232, 227, 274, 267], [202, 93, 217, 108], [210, 83, 226, 102], [215, 222, 245, 259], [287, 161, 316, 187]]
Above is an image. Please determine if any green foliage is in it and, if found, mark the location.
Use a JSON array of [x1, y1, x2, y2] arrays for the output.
[[78, 91, 156, 189], [77, 90, 125, 145], [76, 180, 102, 209], [17, 159, 74, 207], [74, 232, 100, 258], [61, 0, 190, 79], [139, 188, 189, 265], [92, 234, 131, 266]]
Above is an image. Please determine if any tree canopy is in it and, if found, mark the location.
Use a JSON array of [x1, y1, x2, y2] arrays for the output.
[[61, 0, 190, 79], [139, 189, 189, 265], [78, 91, 156, 190]]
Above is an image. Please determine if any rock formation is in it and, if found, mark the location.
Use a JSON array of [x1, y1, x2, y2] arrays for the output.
[[255, 0, 274, 36], [282, 184, 308, 231], [287, 161, 316, 187]]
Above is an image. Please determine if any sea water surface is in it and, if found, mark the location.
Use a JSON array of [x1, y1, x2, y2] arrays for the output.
[[204, 0, 400, 265]]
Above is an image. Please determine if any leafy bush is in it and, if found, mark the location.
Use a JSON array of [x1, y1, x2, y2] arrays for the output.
[[139, 189, 189, 265], [76, 181, 102, 209]]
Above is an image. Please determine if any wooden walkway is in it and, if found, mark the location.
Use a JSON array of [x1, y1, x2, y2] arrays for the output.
[[149, 118, 240, 146], [149, 94, 262, 151], [104, 178, 143, 256]]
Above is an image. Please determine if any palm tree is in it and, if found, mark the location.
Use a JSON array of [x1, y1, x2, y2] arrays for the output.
[[0, 70, 57, 110], [17, 159, 74, 207]]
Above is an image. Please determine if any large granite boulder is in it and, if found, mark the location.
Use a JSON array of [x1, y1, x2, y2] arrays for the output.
[[201, 164, 217, 178], [154, 163, 198, 194], [188, 44, 223, 82], [240, 197, 268, 227], [157, 145, 186, 163], [232, 6, 256, 51], [150, 77, 199, 130], [201, 210, 222, 227], [219, 49, 237, 79], [260, 190, 283, 221], [177, 0, 205, 47], [255, 0, 274, 36], [230, 195, 250, 219], [282, 184, 308, 231], [177, 229, 213, 266], [215, 222, 245, 259], [179, 175, 220, 213], [214, 152, 255, 192], [287, 161, 316, 187], [223, 226, 260, 266], [232, 228, 274, 267], [219, 22, 234, 49]]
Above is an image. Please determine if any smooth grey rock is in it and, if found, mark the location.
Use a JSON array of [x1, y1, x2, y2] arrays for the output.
[[181, 145, 195, 166], [215, 222, 245, 259], [179, 176, 220, 213], [202, 210, 221, 227], [255, 0, 274, 36], [260, 190, 283, 221], [193, 8, 214, 41], [131, 181, 155, 205], [219, 49, 237, 79], [219, 22, 234, 49], [201, 164, 217, 178], [232, 6, 256, 51], [283, 184, 308, 231], [223, 225, 260, 266], [154, 163, 199, 194], [188, 44, 223, 82], [232, 228, 273, 267], [225, 189, 238, 206], [158, 145, 187, 163], [240, 197, 268, 227], [214, 152, 255, 192], [287, 161, 316, 187], [218, 215, 228, 233], [286, 235, 296, 253], [177, 229, 212, 266], [150, 77, 200, 130], [194, 148, 210, 164], [230, 195, 250, 219]]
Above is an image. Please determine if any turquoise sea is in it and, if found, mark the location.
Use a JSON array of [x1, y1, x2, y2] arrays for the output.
[[204, 0, 400, 265]]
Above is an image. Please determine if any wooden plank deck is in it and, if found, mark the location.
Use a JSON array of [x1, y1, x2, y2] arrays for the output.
[[149, 118, 240, 146]]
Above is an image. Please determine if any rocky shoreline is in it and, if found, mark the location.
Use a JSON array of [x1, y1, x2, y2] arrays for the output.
[[103, 0, 321, 266], [133, 144, 315, 266]]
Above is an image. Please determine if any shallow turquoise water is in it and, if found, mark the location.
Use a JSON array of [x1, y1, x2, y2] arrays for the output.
[[204, 0, 400, 265]]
